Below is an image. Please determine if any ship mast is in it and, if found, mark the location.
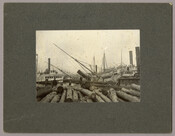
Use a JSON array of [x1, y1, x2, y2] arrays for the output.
[[93, 56, 97, 73], [121, 49, 122, 67], [103, 52, 105, 72]]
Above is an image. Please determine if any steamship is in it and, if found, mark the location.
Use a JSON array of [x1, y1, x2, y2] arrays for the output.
[[94, 47, 140, 85], [36, 59, 64, 84]]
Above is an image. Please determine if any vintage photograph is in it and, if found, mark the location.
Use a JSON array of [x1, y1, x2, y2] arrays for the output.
[[36, 30, 140, 103]]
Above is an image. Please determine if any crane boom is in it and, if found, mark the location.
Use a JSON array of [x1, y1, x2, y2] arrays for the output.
[[53, 43, 95, 75]]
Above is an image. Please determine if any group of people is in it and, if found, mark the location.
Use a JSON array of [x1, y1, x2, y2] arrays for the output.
[[45, 77, 72, 88]]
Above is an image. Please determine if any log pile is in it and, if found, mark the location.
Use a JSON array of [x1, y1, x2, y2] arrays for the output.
[[37, 83, 140, 103]]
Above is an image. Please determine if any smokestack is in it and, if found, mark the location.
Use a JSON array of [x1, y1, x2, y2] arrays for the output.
[[96, 65, 97, 73], [48, 58, 50, 74], [129, 51, 133, 66], [135, 47, 140, 72]]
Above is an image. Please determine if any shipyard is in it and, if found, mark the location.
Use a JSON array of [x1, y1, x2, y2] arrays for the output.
[[36, 30, 140, 103]]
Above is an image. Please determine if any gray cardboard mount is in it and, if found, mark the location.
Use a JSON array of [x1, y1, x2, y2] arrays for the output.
[[4, 3, 172, 133]]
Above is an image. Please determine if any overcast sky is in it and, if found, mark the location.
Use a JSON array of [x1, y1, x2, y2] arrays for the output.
[[36, 30, 140, 74]]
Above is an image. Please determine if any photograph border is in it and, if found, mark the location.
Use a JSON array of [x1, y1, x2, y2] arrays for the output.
[[1, 1, 174, 133]]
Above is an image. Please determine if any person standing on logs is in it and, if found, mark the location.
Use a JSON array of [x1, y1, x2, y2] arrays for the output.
[[45, 79, 49, 87], [69, 80, 72, 86], [52, 77, 57, 88]]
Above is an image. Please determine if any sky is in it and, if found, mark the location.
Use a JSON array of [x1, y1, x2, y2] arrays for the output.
[[36, 30, 140, 74]]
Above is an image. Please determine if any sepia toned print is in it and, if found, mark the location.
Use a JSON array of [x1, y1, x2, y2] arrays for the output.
[[36, 30, 140, 103]]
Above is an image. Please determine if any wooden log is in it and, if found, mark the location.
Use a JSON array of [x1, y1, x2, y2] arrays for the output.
[[77, 91, 84, 101], [86, 98, 93, 103], [66, 88, 73, 102], [36, 97, 42, 102], [73, 87, 95, 97], [116, 91, 140, 102], [59, 89, 67, 103], [52, 86, 58, 92], [36, 84, 45, 90], [95, 95, 105, 102], [90, 93, 96, 101], [41, 92, 57, 103], [101, 88, 109, 96], [118, 97, 127, 102], [101, 72, 113, 79], [57, 85, 64, 94], [80, 100, 87, 103], [89, 85, 98, 91], [72, 90, 79, 102], [81, 82, 91, 89], [131, 84, 140, 91], [83, 96, 93, 103], [77, 70, 91, 81], [50, 94, 61, 103], [121, 88, 140, 97], [37, 86, 52, 98], [95, 90, 112, 102], [108, 88, 118, 102]]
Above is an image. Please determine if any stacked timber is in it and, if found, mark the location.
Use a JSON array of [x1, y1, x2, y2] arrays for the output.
[[40, 92, 57, 103], [36, 85, 52, 101], [116, 84, 141, 102], [37, 83, 140, 103], [94, 90, 112, 102]]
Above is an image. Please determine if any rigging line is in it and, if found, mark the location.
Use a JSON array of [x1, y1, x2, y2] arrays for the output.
[[66, 56, 89, 74], [66, 57, 80, 70], [68, 59, 85, 75], [79, 60, 92, 66], [43, 61, 73, 78], [51, 64, 73, 79], [79, 60, 102, 69], [80, 61, 101, 71], [78, 62, 91, 75], [52, 43, 95, 75]]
